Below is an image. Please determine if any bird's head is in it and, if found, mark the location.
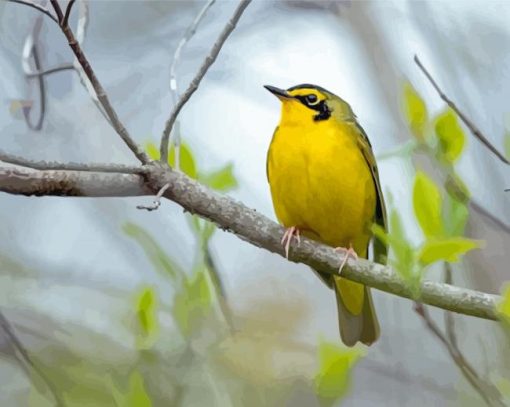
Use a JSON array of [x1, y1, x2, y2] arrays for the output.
[[264, 83, 355, 126]]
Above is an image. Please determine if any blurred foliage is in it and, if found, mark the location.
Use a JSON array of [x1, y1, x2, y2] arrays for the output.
[[498, 284, 510, 327], [373, 83, 482, 299], [135, 286, 159, 349], [434, 109, 466, 164], [314, 340, 362, 406], [402, 82, 428, 140]]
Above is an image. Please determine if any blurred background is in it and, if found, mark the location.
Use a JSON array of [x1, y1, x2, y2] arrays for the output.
[[0, 0, 509, 405]]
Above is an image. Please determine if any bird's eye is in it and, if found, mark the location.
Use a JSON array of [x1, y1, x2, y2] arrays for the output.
[[305, 94, 319, 105]]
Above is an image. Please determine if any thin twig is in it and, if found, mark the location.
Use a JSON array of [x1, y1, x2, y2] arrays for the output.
[[0, 150, 144, 174], [21, 13, 46, 131], [169, 0, 216, 170], [415, 300, 505, 407], [48, 1, 149, 163], [0, 311, 65, 406], [70, 0, 110, 124], [63, 0, 75, 26], [136, 182, 171, 211], [160, 0, 251, 163], [6, 0, 59, 24], [414, 55, 509, 165], [50, 0, 63, 23], [25, 63, 75, 78], [204, 241, 235, 333]]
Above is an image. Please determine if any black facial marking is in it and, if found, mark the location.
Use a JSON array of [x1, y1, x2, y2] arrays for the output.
[[313, 101, 331, 121], [295, 95, 331, 121]]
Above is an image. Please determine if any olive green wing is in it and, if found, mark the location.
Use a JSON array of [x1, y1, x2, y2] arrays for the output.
[[354, 122, 388, 265]]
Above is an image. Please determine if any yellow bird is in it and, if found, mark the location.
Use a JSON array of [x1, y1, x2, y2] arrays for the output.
[[265, 84, 387, 346]]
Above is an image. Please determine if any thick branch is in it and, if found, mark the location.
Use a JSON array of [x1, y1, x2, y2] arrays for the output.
[[0, 164, 501, 321], [0, 167, 149, 197], [414, 55, 509, 165], [160, 0, 251, 162]]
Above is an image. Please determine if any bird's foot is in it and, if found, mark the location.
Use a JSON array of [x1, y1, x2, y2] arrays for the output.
[[281, 226, 300, 259], [334, 244, 358, 274]]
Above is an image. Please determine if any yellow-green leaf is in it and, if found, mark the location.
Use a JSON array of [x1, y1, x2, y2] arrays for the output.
[[444, 194, 469, 237], [413, 171, 444, 238], [201, 163, 238, 191], [169, 143, 197, 179], [135, 286, 158, 340], [173, 269, 212, 338], [314, 340, 362, 404], [418, 237, 481, 265], [145, 141, 160, 160], [498, 283, 510, 325], [403, 82, 428, 139], [434, 109, 466, 163], [112, 372, 152, 407]]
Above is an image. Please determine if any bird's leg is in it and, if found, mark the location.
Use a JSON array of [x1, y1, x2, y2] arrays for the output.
[[335, 244, 358, 274], [281, 226, 300, 259]]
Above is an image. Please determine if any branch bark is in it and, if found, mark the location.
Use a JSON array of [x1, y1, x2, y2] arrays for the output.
[[0, 164, 501, 321]]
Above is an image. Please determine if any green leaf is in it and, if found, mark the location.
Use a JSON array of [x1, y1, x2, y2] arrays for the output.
[[169, 143, 197, 179], [123, 222, 184, 281], [172, 269, 212, 338], [434, 109, 466, 163], [135, 286, 159, 348], [145, 141, 160, 160], [504, 131, 510, 161], [373, 211, 421, 297], [413, 171, 444, 238], [112, 372, 152, 407], [498, 284, 510, 325], [418, 237, 481, 266], [403, 82, 428, 139], [201, 163, 238, 191], [314, 340, 362, 405], [444, 194, 469, 236]]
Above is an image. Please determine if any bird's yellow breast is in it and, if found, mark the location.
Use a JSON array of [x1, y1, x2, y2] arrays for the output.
[[267, 119, 376, 254]]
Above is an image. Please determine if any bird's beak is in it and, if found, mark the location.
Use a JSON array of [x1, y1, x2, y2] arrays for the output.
[[264, 85, 292, 100]]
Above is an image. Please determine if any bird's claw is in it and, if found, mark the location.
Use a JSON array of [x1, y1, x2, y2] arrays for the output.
[[281, 226, 300, 259], [335, 245, 358, 274]]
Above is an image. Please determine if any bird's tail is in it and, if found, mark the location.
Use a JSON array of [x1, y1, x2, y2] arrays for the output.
[[334, 276, 380, 347]]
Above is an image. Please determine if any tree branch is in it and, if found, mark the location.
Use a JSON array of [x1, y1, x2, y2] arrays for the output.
[[25, 62, 74, 78], [48, 1, 149, 163], [0, 164, 501, 321], [168, 0, 216, 171], [415, 300, 504, 407], [159, 0, 251, 163], [414, 55, 509, 165], [0, 150, 144, 174], [0, 167, 150, 197], [63, 0, 75, 26]]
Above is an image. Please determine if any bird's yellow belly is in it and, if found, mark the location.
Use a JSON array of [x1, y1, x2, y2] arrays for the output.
[[268, 126, 376, 253]]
